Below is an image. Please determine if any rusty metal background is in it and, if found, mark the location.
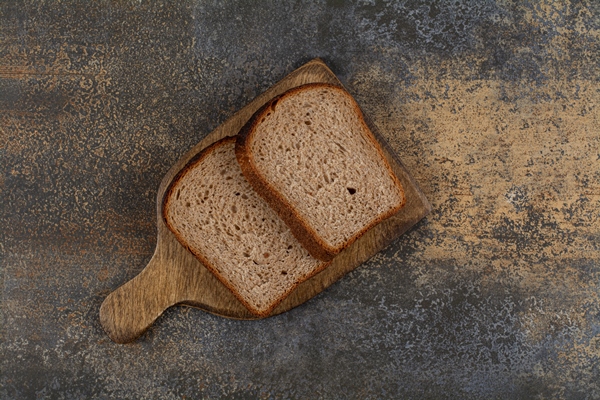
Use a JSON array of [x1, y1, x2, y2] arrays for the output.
[[1, 1, 599, 398]]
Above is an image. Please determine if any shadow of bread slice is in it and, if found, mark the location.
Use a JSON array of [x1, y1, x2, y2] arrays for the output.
[[162, 137, 330, 317], [236, 83, 406, 261]]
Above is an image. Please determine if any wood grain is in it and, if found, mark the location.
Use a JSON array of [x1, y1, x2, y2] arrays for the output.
[[99, 59, 431, 343]]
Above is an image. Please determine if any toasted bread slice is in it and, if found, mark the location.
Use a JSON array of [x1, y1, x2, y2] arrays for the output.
[[236, 83, 405, 261], [162, 137, 329, 317]]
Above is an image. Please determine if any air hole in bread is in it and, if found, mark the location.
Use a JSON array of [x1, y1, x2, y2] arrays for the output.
[[185, 202, 191, 207], [243, 252, 250, 257], [347, 187, 356, 195], [176, 189, 180, 200], [305, 120, 311, 125], [263, 252, 270, 258], [271, 99, 278, 111], [281, 271, 287, 275], [335, 142, 347, 153]]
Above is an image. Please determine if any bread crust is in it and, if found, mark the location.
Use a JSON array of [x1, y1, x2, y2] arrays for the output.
[[236, 83, 406, 262], [162, 136, 331, 317]]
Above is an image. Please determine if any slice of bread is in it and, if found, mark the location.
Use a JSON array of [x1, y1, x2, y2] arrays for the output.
[[236, 83, 406, 261], [162, 137, 329, 317]]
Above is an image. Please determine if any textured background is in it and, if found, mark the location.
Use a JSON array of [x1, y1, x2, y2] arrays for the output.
[[1, 0, 599, 398]]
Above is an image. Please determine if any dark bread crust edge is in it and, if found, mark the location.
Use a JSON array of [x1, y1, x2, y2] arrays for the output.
[[236, 83, 406, 262], [162, 136, 331, 317]]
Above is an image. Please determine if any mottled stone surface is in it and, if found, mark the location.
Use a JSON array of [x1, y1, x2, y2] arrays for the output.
[[1, 0, 599, 398]]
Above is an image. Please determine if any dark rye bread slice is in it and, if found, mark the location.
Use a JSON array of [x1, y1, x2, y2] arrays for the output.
[[236, 83, 406, 261], [162, 137, 329, 317]]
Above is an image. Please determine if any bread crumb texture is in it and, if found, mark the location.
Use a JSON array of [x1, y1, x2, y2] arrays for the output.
[[164, 140, 325, 315], [250, 85, 404, 249]]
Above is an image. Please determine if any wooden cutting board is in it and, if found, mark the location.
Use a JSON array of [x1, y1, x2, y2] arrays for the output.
[[99, 58, 431, 343]]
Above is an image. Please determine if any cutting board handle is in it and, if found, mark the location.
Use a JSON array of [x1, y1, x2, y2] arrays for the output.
[[99, 250, 182, 343]]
